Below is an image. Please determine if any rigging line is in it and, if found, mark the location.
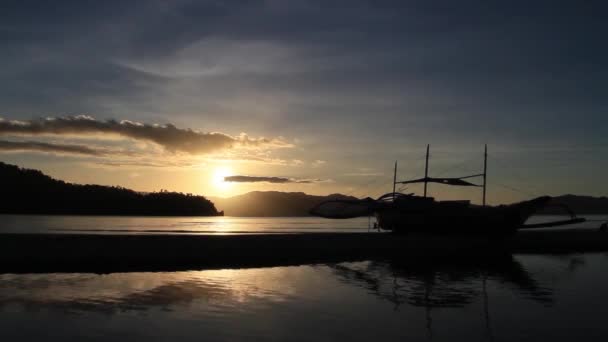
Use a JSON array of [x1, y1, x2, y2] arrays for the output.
[[345, 149, 477, 199], [360, 167, 408, 197], [486, 154, 545, 197], [394, 148, 486, 183], [432, 155, 483, 178], [367, 182, 397, 198], [342, 174, 391, 199], [395, 150, 436, 173], [493, 182, 538, 197], [353, 176, 390, 197], [334, 170, 388, 199], [458, 173, 485, 179]]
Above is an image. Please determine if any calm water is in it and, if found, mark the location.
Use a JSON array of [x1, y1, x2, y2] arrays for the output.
[[0, 214, 605, 234], [0, 215, 371, 234], [2, 254, 608, 341], [2, 216, 608, 341]]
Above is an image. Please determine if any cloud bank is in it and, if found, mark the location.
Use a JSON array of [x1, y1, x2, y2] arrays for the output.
[[0, 116, 292, 155], [0, 140, 108, 156], [224, 175, 325, 184]]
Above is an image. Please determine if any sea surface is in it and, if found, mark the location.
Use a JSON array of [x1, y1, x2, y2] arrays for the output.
[[0, 214, 605, 234], [1, 215, 608, 341], [0, 215, 371, 234]]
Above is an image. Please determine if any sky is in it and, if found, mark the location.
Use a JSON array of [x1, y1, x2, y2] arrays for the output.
[[0, 0, 607, 203]]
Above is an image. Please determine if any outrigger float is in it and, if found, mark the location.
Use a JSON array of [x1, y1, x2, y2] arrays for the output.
[[311, 145, 597, 235]]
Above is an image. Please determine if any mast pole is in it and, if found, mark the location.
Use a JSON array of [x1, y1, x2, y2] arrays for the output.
[[483, 144, 487, 206], [393, 161, 398, 201], [424, 144, 429, 197]]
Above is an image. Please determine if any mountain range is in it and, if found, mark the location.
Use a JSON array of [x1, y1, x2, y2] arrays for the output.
[[541, 194, 608, 215], [209, 191, 358, 217], [212, 192, 608, 216], [1, 161, 606, 216]]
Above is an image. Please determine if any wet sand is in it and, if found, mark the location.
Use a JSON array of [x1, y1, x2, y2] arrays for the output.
[[1, 228, 607, 273]]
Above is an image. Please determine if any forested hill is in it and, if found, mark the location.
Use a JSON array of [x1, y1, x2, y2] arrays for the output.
[[209, 191, 358, 217], [0, 162, 221, 216]]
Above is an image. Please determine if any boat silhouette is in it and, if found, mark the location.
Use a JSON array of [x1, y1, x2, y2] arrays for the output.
[[311, 145, 585, 234]]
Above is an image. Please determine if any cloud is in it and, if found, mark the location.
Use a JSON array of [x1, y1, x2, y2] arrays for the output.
[[224, 175, 326, 184], [0, 116, 292, 155], [343, 172, 384, 177], [0, 139, 108, 156], [94, 160, 197, 169], [311, 159, 326, 167]]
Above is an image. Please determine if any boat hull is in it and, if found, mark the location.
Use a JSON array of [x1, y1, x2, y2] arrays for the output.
[[376, 196, 552, 235]]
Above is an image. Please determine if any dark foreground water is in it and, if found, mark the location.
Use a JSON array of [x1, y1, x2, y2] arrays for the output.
[[2, 216, 608, 341], [1, 254, 608, 341]]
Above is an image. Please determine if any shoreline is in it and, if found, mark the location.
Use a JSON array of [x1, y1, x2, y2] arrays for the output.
[[2, 229, 608, 273]]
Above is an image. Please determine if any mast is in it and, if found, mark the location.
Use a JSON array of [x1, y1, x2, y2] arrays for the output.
[[393, 161, 398, 201], [424, 144, 430, 197], [482, 144, 487, 206]]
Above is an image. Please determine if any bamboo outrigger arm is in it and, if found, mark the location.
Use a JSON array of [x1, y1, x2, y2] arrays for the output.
[[520, 217, 587, 229], [520, 203, 587, 229]]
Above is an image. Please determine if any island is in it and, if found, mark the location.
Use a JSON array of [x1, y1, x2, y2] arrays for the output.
[[0, 162, 222, 216]]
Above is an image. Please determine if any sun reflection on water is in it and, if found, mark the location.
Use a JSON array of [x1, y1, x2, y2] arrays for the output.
[[0, 267, 304, 315], [3, 255, 608, 341]]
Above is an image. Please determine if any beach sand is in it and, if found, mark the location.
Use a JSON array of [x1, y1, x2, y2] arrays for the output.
[[1, 229, 608, 273]]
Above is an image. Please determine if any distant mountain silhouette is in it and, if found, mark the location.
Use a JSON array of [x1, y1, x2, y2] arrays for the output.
[[209, 191, 358, 217], [543, 195, 608, 215], [0, 162, 221, 216], [2, 161, 605, 217], [211, 192, 608, 217]]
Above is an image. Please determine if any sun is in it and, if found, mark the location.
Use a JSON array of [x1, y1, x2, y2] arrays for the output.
[[211, 166, 234, 191]]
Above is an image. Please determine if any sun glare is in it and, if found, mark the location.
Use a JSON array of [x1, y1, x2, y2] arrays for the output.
[[212, 166, 233, 191]]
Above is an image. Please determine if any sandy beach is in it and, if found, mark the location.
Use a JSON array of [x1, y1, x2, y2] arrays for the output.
[[2, 228, 608, 273]]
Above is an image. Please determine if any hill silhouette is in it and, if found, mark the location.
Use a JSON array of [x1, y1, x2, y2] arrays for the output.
[[544, 195, 608, 215], [211, 192, 608, 217], [0, 162, 221, 216], [2, 161, 605, 217], [209, 191, 358, 217]]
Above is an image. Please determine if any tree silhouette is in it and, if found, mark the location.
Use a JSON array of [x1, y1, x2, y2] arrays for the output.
[[0, 162, 221, 216]]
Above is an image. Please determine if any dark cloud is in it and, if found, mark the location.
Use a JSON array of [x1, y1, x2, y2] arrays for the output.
[[95, 160, 196, 169], [224, 175, 323, 184], [0, 116, 291, 154], [0, 0, 607, 198], [1, 1, 606, 143], [0, 139, 107, 156]]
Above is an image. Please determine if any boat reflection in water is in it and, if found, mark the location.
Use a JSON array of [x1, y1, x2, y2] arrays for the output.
[[331, 255, 556, 309], [1, 253, 606, 341], [330, 255, 557, 340]]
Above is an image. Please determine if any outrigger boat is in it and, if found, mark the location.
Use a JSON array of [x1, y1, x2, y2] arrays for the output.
[[311, 145, 587, 235]]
